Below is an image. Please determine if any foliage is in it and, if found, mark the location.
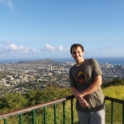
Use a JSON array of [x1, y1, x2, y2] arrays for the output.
[[0, 78, 124, 123], [102, 77, 124, 88], [0, 86, 72, 114], [103, 85, 124, 99], [25, 86, 72, 106], [0, 86, 75, 124], [0, 92, 28, 114]]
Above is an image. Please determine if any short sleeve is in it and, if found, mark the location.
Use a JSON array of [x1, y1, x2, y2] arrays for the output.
[[92, 59, 103, 77], [69, 67, 77, 87]]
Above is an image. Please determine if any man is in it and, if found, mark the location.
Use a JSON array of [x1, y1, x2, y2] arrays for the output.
[[69, 43, 105, 124]]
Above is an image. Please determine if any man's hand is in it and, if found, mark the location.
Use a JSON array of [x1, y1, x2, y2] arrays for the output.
[[73, 90, 80, 99], [78, 97, 89, 108], [74, 91, 84, 99], [72, 88, 84, 99]]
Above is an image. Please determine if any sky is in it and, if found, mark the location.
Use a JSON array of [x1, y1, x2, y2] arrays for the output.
[[0, 0, 124, 60]]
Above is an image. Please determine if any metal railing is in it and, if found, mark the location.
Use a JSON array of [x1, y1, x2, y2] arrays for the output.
[[105, 96, 124, 124], [0, 95, 124, 124]]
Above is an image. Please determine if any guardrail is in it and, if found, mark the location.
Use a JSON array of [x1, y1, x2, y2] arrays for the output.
[[0, 95, 124, 124]]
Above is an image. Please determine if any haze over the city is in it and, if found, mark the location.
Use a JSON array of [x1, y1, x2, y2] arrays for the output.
[[0, 0, 124, 60]]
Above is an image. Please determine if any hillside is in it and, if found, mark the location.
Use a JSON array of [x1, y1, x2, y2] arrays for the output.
[[17, 58, 55, 64]]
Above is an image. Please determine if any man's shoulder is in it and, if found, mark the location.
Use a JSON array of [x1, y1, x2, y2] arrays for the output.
[[85, 58, 98, 63], [85, 58, 96, 61], [70, 64, 75, 69]]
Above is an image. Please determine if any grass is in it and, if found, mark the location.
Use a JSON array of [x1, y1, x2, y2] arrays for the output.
[[103, 86, 124, 123]]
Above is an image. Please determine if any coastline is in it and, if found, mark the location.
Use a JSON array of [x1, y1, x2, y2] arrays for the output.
[[0, 57, 124, 65]]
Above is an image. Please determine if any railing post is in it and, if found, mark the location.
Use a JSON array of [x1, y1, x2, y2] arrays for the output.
[[111, 101, 114, 124], [32, 109, 36, 124], [122, 103, 124, 124], [4, 118, 7, 124], [44, 107, 46, 124], [71, 98, 73, 124], [63, 101, 66, 124], [54, 104, 56, 124], [19, 114, 23, 124]]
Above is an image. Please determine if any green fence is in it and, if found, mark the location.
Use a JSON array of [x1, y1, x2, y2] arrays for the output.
[[0, 95, 124, 124]]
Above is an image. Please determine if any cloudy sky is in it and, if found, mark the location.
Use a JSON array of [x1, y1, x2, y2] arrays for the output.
[[0, 0, 124, 60]]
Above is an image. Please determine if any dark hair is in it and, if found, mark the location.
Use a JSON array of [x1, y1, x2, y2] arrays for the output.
[[70, 43, 84, 54]]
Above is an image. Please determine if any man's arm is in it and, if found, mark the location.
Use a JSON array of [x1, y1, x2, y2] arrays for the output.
[[71, 87, 80, 99], [71, 87, 89, 107], [77, 75, 102, 98]]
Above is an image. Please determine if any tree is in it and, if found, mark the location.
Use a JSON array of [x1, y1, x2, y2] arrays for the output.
[[0, 93, 27, 113]]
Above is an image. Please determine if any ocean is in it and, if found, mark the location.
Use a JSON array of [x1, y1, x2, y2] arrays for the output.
[[52, 58, 124, 65], [0, 57, 124, 65]]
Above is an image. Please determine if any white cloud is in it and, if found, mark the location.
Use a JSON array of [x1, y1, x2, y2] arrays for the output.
[[7, 0, 13, 8], [0, 42, 37, 54], [41, 44, 55, 51], [41, 44, 65, 51], [0, 0, 4, 3], [99, 36, 119, 42], [7, 43, 17, 50], [56, 46, 64, 51], [99, 36, 110, 40], [32, 49, 37, 53], [0, 0, 13, 8], [98, 46, 118, 50]]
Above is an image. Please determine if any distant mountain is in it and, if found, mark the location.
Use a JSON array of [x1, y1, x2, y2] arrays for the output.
[[18, 58, 55, 64]]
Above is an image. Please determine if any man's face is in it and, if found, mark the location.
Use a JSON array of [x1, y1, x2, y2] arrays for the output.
[[71, 46, 84, 61]]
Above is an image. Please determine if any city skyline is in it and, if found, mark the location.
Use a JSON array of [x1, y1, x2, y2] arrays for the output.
[[0, 0, 124, 60]]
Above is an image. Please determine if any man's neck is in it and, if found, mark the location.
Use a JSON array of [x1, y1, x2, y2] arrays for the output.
[[76, 58, 85, 66]]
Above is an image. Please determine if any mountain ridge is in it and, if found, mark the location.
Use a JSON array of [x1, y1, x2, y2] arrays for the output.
[[17, 58, 55, 64]]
